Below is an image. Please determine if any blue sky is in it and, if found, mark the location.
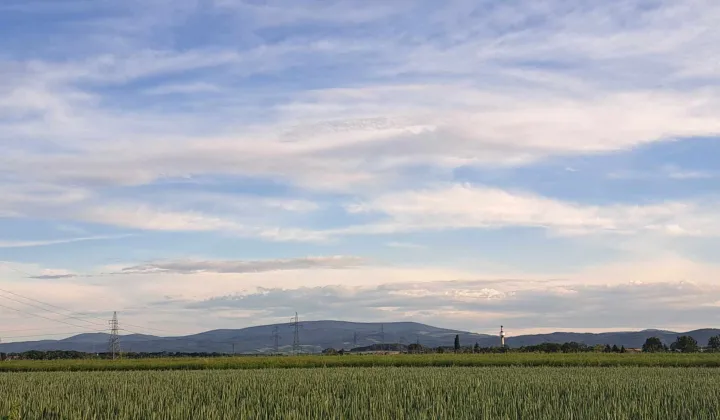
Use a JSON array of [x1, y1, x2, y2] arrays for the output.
[[1, 0, 720, 341]]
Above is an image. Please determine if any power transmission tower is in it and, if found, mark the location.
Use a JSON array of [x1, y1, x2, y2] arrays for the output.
[[353, 332, 358, 347], [108, 311, 121, 360], [271, 325, 281, 354], [291, 312, 301, 355]]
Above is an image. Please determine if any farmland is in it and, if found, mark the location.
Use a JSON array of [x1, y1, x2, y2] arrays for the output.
[[1, 352, 720, 372], [2, 367, 720, 419]]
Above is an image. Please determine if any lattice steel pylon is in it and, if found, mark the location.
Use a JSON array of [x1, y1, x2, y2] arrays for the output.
[[108, 311, 121, 360], [291, 312, 301, 355]]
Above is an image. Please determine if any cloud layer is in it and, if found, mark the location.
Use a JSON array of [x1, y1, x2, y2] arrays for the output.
[[2, 0, 720, 338]]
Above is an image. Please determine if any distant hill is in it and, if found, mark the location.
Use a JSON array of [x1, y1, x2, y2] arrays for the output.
[[0, 321, 717, 354], [505, 329, 720, 349]]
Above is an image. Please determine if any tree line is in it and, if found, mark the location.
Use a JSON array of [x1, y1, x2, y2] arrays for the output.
[[340, 334, 720, 354], [642, 335, 720, 353], [0, 351, 265, 361]]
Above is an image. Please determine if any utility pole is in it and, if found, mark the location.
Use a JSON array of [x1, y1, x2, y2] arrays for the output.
[[272, 325, 281, 354], [292, 312, 301, 355], [108, 311, 121, 360]]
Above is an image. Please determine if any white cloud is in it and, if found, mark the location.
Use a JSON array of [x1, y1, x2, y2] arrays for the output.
[[342, 183, 720, 237], [386, 242, 426, 249], [608, 165, 716, 180], [0, 235, 133, 249], [4, 0, 720, 195], [117, 256, 365, 275], [3, 82, 719, 197], [2, 254, 720, 337], [0, 181, 326, 240]]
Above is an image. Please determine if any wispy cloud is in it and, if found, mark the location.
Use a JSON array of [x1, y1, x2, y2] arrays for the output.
[[142, 82, 221, 95], [27, 273, 80, 280], [118, 256, 365, 275], [0, 234, 134, 249], [386, 242, 426, 249], [342, 184, 720, 237], [608, 165, 716, 180]]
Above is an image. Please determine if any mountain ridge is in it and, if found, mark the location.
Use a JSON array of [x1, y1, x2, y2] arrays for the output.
[[1, 321, 717, 353]]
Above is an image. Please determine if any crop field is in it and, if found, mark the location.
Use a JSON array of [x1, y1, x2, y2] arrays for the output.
[[1, 367, 719, 419], [2, 352, 720, 372]]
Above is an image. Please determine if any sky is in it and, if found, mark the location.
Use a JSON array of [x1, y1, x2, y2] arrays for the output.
[[1, 0, 720, 342]]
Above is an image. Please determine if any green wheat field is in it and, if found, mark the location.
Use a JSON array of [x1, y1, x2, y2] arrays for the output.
[[1, 366, 720, 419], [3, 352, 720, 372]]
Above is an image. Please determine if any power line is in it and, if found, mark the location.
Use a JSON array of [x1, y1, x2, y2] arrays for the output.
[[0, 286, 179, 336], [0, 302, 111, 332], [0, 328, 155, 341], [0, 326, 94, 333], [0, 285, 112, 323], [0, 264, 184, 336], [0, 296, 153, 340], [0, 331, 107, 340], [0, 292, 107, 329], [1, 266, 177, 333], [0, 291, 160, 338]]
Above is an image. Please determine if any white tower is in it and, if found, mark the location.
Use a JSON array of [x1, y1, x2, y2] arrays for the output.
[[500, 325, 505, 347]]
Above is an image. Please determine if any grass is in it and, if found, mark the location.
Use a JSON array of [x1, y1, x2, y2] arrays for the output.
[[2, 352, 720, 372], [2, 367, 720, 419]]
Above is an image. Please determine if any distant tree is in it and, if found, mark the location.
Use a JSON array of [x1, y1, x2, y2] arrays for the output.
[[473, 342, 480, 353], [611, 344, 620, 353], [437, 347, 445, 354], [407, 343, 423, 354], [708, 335, 720, 352], [454, 335, 460, 353], [593, 344, 605, 353], [642, 337, 664, 353], [620, 345, 626, 353], [561, 342, 585, 353], [604, 344, 612, 353], [671, 336, 699, 353], [322, 348, 338, 355], [543, 343, 562, 353]]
